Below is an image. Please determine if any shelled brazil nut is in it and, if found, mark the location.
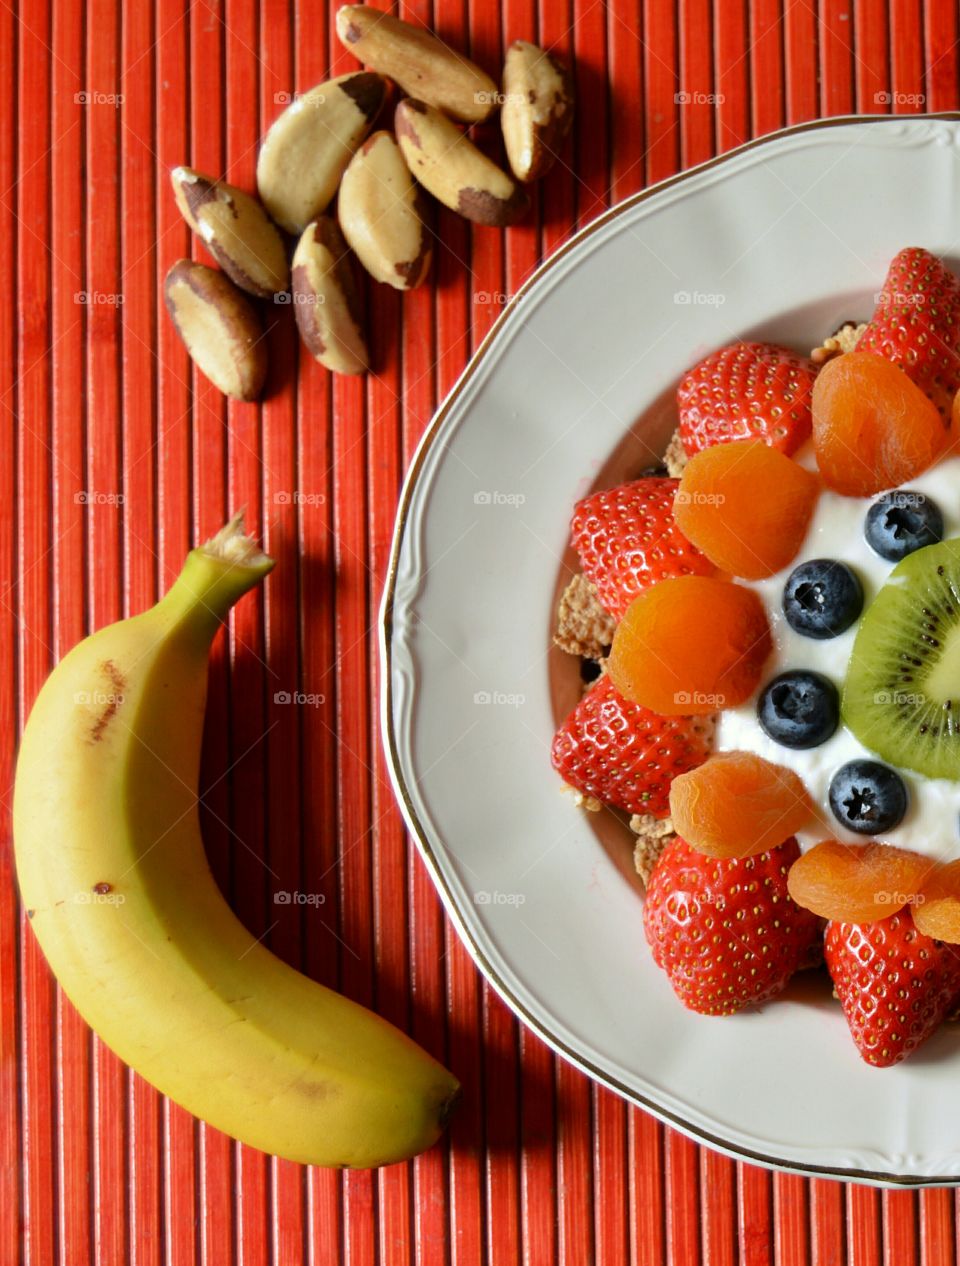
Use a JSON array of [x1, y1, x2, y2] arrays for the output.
[[395, 99, 528, 227], [292, 218, 369, 375], [170, 166, 289, 297], [164, 260, 268, 401], [256, 72, 387, 234], [501, 41, 574, 182], [338, 131, 432, 290], [336, 5, 498, 124], [164, 16, 577, 393]]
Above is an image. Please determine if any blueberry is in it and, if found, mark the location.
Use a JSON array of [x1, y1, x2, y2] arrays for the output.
[[757, 670, 839, 749], [828, 760, 908, 835], [864, 490, 944, 562], [782, 559, 863, 639]]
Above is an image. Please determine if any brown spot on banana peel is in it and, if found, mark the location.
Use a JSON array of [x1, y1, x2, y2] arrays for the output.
[[297, 1079, 334, 1102], [88, 659, 126, 743], [338, 71, 386, 122]]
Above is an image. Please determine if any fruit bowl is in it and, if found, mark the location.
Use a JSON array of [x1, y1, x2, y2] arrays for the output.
[[381, 115, 960, 1185]]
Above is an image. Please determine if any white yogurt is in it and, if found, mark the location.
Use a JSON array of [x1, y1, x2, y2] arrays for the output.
[[715, 445, 960, 861]]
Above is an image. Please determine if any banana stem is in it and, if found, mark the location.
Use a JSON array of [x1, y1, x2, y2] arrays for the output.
[[159, 513, 275, 636]]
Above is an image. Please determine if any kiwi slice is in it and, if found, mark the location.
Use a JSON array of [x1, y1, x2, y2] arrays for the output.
[[844, 538, 960, 780]]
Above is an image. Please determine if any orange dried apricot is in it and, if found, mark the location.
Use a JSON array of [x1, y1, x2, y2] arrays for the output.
[[812, 351, 947, 496], [673, 439, 820, 579], [786, 839, 932, 924], [607, 575, 771, 716], [913, 860, 960, 943], [668, 751, 813, 858]]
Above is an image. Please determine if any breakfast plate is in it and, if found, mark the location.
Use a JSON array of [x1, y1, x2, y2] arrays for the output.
[[381, 115, 960, 1185]]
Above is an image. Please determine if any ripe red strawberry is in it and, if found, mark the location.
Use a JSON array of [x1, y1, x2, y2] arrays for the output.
[[551, 675, 713, 818], [677, 342, 817, 457], [857, 247, 960, 419], [824, 911, 960, 1068], [643, 836, 819, 1015], [570, 477, 713, 620]]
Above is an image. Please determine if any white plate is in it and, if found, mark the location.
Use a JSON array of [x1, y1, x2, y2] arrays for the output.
[[381, 116, 960, 1186]]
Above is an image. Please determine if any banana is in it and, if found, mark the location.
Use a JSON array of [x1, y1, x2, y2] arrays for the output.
[[13, 515, 458, 1168]]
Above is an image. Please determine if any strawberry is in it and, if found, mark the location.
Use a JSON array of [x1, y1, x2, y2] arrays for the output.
[[643, 836, 819, 1015], [857, 247, 960, 419], [824, 911, 960, 1068], [570, 477, 713, 620], [551, 675, 713, 818], [677, 342, 817, 458]]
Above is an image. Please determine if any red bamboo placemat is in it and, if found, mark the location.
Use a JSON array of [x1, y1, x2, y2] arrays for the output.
[[3, 1, 960, 1262]]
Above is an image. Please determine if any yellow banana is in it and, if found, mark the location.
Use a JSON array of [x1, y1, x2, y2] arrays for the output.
[[13, 515, 458, 1167]]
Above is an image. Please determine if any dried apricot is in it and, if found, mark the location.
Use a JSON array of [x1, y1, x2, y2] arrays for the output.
[[786, 839, 932, 924], [607, 576, 771, 716], [913, 860, 960, 943], [668, 751, 813, 858], [812, 351, 947, 496], [673, 440, 820, 579]]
